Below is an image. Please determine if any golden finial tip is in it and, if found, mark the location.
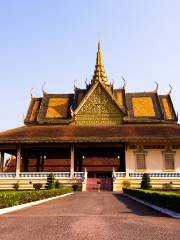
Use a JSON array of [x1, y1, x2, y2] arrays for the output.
[[98, 40, 101, 51]]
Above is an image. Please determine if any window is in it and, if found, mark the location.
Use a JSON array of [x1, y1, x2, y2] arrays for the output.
[[164, 153, 175, 171], [136, 153, 146, 170]]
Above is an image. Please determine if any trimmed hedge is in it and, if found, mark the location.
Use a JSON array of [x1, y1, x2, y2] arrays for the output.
[[0, 187, 72, 209], [123, 188, 180, 213]]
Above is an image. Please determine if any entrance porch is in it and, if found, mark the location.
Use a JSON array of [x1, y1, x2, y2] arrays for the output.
[[0, 143, 126, 191]]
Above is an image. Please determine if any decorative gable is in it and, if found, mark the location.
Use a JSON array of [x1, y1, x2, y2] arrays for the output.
[[75, 83, 124, 125]]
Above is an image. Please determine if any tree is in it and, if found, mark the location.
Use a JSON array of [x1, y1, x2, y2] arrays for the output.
[[141, 173, 152, 189], [45, 173, 55, 190]]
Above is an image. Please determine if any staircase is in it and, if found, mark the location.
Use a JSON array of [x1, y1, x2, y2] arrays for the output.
[[86, 178, 113, 192]]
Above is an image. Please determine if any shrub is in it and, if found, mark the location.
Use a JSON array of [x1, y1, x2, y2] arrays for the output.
[[123, 188, 180, 213], [55, 180, 63, 189], [0, 188, 73, 209], [141, 173, 152, 189], [162, 182, 173, 189], [72, 184, 78, 192], [33, 183, 43, 190], [45, 173, 55, 190], [122, 180, 131, 188], [13, 182, 19, 190]]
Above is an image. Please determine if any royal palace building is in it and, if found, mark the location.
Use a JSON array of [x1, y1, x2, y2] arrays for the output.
[[0, 43, 180, 191]]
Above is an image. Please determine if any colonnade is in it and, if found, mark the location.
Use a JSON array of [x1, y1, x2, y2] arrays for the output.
[[0, 144, 75, 178]]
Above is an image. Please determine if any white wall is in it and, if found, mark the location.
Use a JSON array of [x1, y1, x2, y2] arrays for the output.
[[125, 148, 180, 172], [175, 150, 180, 172]]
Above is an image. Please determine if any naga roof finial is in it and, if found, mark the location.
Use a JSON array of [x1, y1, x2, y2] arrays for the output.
[[122, 76, 126, 89], [30, 87, 34, 98], [168, 84, 172, 95], [155, 81, 159, 92], [41, 81, 47, 95]]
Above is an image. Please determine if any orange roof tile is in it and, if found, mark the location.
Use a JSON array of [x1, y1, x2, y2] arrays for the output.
[[132, 97, 155, 117]]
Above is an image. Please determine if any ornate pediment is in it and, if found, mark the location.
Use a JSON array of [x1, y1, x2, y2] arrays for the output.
[[75, 83, 124, 125], [78, 84, 120, 114]]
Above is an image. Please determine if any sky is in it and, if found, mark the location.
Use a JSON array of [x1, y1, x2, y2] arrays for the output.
[[0, 0, 180, 131]]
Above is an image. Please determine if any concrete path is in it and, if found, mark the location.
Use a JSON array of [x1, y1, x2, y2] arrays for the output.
[[0, 192, 179, 240]]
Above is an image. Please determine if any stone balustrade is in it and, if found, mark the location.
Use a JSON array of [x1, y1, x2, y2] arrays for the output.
[[0, 172, 179, 179], [0, 172, 85, 179]]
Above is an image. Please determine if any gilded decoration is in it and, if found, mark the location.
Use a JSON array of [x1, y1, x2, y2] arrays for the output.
[[76, 84, 123, 125], [91, 42, 110, 85], [46, 98, 69, 118], [162, 98, 172, 120], [132, 97, 155, 117], [75, 115, 123, 125], [78, 85, 121, 115]]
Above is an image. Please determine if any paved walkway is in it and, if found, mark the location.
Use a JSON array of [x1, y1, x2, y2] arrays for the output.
[[0, 192, 179, 240]]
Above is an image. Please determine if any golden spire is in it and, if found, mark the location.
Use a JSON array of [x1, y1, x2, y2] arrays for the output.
[[91, 41, 110, 85]]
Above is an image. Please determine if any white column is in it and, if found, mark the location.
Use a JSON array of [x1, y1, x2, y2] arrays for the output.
[[0, 152, 4, 172], [84, 167, 88, 180], [70, 144, 74, 178], [125, 146, 129, 178], [16, 145, 21, 178], [82, 167, 87, 192]]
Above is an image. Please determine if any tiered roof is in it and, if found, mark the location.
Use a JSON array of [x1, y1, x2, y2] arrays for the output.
[[24, 43, 177, 125], [0, 43, 179, 144]]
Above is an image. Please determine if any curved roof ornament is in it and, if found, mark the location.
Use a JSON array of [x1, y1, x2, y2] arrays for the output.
[[73, 80, 79, 91], [70, 106, 74, 117], [122, 76, 126, 89], [168, 84, 172, 95], [41, 81, 47, 95], [30, 87, 34, 99], [154, 81, 158, 92], [85, 78, 89, 88]]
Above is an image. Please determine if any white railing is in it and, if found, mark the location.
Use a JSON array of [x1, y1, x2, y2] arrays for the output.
[[74, 172, 84, 178], [114, 172, 126, 178], [0, 173, 16, 178], [129, 172, 180, 178], [114, 172, 180, 178], [0, 172, 179, 179], [19, 172, 71, 178], [0, 172, 85, 179], [20, 172, 85, 178]]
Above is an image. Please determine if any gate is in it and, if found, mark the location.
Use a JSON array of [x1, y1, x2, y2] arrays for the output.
[[86, 178, 113, 192]]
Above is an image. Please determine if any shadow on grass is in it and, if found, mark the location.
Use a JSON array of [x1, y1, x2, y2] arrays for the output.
[[113, 193, 168, 217]]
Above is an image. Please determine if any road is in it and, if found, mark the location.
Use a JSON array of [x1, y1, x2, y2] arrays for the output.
[[0, 192, 179, 240]]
